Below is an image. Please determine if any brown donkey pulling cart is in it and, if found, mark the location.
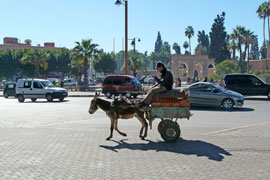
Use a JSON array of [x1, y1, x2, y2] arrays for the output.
[[147, 89, 191, 142]]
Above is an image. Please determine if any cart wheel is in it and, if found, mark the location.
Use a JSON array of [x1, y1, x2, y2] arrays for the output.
[[160, 121, 181, 142], [158, 119, 171, 133]]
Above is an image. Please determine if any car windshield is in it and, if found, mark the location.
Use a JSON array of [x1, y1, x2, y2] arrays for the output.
[[132, 78, 141, 85], [41, 81, 55, 88]]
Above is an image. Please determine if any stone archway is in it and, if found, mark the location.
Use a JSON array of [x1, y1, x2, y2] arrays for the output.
[[171, 55, 215, 81]]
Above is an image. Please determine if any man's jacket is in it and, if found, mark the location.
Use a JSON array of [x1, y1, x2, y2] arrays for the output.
[[154, 67, 174, 90]]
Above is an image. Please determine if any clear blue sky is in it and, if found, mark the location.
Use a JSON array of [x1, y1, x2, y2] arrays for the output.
[[0, 0, 265, 54]]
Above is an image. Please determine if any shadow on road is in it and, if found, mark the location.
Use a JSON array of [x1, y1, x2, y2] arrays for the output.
[[23, 100, 69, 103], [191, 106, 254, 112], [100, 138, 232, 161], [245, 97, 270, 101]]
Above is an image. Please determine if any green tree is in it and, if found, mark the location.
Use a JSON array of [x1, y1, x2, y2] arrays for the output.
[[93, 52, 117, 75], [243, 29, 255, 61], [260, 43, 267, 59], [197, 30, 209, 54], [183, 41, 189, 55], [209, 12, 231, 64], [227, 39, 237, 60], [172, 43, 181, 54], [185, 26, 194, 55], [126, 55, 143, 77], [57, 48, 72, 79], [216, 60, 239, 76], [231, 26, 245, 61], [195, 45, 208, 55], [0, 49, 19, 79], [73, 39, 99, 88], [257, 2, 267, 45], [20, 49, 48, 77], [154, 31, 163, 53], [250, 36, 260, 60]]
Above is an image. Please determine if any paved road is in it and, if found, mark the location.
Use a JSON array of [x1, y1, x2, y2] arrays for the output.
[[0, 96, 270, 180]]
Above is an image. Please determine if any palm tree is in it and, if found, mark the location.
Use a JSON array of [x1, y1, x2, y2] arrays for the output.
[[21, 49, 48, 77], [257, 2, 267, 45], [185, 26, 194, 55], [243, 30, 255, 61], [231, 26, 245, 61], [183, 41, 189, 54], [227, 39, 237, 60], [127, 55, 143, 77], [73, 39, 99, 89], [244, 30, 256, 72]]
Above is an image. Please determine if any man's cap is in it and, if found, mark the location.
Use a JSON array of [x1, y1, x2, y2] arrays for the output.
[[156, 62, 164, 68]]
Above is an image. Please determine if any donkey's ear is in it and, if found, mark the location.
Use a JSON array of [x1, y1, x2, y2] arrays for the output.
[[94, 92, 98, 99]]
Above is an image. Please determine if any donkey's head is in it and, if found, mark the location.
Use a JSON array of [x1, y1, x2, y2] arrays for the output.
[[89, 92, 100, 114]]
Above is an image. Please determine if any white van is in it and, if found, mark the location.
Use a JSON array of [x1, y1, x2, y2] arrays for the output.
[[16, 79, 68, 102]]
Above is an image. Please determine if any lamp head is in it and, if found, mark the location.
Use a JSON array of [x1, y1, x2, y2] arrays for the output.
[[115, 0, 122, 6]]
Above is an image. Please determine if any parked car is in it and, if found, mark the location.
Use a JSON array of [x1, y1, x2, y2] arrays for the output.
[[63, 78, 77, 86], [15, 79, 68, 102], [188, 82, 245, 110], [3, 82, 16, 98], [102, 75, 143, 98], [223, 74, 270, 99]]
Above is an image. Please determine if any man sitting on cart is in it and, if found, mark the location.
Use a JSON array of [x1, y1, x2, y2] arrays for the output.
[[135, 62, 174, 109]]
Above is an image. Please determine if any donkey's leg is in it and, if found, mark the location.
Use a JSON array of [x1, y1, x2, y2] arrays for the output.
[[136, 112, 148, 140], [106, 113, 116, 140], [114, 119, 127, 137]]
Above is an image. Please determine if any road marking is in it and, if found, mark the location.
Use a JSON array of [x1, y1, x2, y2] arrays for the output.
[[202, 122, 270, 135]]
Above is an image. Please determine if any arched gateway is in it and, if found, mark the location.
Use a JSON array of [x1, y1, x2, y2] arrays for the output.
[[171, 54, 215, 81]]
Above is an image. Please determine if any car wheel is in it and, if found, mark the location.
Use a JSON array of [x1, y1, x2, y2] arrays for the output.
[[222, 98, 234, 110], [18, 95, 25, 103], [59, 97, 64, 101], [267, 92, 270, 99], [4, 92, 8, 98], [31, 98, 37, 102], [105, 92, 112, 98], [46, 94, 53, 102], [160, 121, 181, 143]]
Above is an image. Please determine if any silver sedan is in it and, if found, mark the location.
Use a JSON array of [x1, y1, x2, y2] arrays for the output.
[[188, 82, 245, 110]]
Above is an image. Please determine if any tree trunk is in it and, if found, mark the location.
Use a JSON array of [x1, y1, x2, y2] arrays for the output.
[[83, 57, 89, 90], [232, 48, 236, 60], [243, 41, 247, 61], [268, 16, 270, 43], [264, 18, 266, 45], [189, 38, 191, 55]]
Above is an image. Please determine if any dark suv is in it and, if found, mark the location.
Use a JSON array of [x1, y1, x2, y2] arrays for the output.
[[223, 74, 270, 98], [3, 82, 16, 98], [102, 75, 142, 98]]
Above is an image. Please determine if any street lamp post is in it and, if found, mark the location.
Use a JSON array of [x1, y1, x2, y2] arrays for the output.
[[115, 0, 128, 75], [130, 37, 140, 57]]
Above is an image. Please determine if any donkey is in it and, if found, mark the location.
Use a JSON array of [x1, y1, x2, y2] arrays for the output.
[[89, 93, 148, 140]]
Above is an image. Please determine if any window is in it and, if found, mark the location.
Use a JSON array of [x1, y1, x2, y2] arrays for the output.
[[124, 78, 132, 85], [23, 81, 32, 88], [249, 77, 263, 86], [104, 78, 113, 85], [190, 84, 213, 92], [7, 84, 15, 89], [33, 82, 43, 89], [113, 78, 122, 85]]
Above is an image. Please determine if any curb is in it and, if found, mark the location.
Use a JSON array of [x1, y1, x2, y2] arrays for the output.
[[0, 95, 105, 98]]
